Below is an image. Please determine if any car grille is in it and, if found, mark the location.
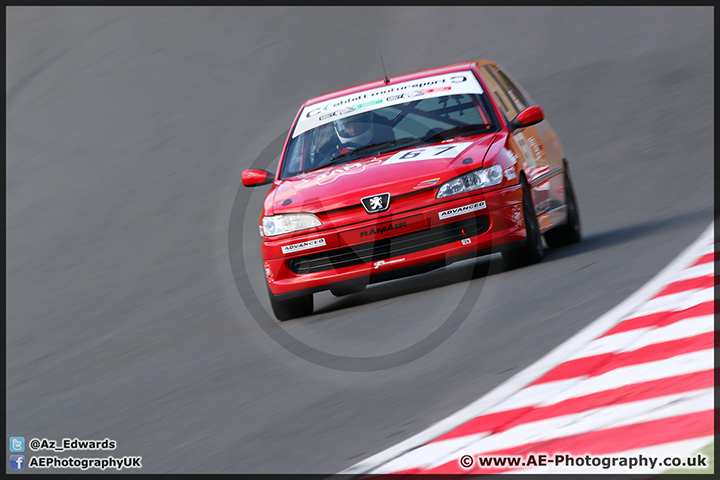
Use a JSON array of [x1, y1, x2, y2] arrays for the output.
[[288, 216, 490, 274]]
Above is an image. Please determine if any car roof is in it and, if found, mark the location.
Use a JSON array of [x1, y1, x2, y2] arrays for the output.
[[304, 59, 497, 107]]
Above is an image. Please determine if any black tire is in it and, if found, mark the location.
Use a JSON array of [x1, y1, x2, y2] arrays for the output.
[[544, 162, 581, 248], [502, 177, 544, 269], [268, 287, 313, 321]]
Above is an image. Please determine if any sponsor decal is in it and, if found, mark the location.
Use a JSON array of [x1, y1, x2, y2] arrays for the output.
[[294, 71, 483, 137], [528, 135, 546, 160], [373, 258, 406, 269], [360, 221, 406, 238], [504, 167, 517, 181], [355, 98, 383, 109], [438, 201, 487, 220], [314, 158, 383, 185], [515, 133, 546, 164], [340, 214, 424, 244], [384, 142, 472, 165], [281, 238, 327, 254], [386, 90, 425, 102], [264, 262, 274, 282], [526, 164, 550, 190], [525, 164, 550, 180], [423, 86, 452, 94], [514, 133, 534, 160], [414, 177, 440, 189], [511, 204, 523, 227], [462, 238, 472, 245], [318, 107, 355, 122], [361, 192, 391, 213]]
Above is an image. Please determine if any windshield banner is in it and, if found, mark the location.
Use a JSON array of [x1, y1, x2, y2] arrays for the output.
[[293, 70, 483, 137]]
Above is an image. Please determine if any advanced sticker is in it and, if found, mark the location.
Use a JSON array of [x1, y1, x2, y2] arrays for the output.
[[438, 201, 486, 220], [281, 238, 326, 254]]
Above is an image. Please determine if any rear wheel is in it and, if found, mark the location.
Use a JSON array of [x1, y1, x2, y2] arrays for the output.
[[502, 177, 544, 269], [544, 162, 581, 248], [268, 287, 313, 321]]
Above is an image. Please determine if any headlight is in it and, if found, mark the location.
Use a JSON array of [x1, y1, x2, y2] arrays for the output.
[[436, 165, 504, 198], [262, 213, 322, 237]]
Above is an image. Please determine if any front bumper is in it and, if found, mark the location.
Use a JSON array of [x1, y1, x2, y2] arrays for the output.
[[262, 184, 526, 297]]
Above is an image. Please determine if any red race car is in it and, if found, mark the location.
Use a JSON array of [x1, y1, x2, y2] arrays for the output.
[[243, 60, 581, 320]]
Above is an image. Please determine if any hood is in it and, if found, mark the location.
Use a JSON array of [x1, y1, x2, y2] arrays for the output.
[[268, 134, 498, 214]]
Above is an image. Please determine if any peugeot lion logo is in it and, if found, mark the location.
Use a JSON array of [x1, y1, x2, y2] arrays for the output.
[[361, 193, 390, 214]]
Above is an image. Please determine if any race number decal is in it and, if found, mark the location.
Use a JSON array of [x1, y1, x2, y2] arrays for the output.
[[384, 142, 472, 165]]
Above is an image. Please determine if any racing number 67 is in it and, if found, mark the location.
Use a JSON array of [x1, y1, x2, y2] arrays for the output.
[[399, 145, 455, 160]]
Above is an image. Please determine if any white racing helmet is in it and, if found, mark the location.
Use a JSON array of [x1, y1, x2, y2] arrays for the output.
[[333, 111, 374, 147]]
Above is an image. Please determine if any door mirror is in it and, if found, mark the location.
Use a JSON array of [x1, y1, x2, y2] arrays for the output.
[[509, 105, 544, 131], [242, 169, 275, 187]]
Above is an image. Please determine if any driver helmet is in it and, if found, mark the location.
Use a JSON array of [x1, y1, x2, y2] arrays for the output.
[[334, 111, 374, 147]]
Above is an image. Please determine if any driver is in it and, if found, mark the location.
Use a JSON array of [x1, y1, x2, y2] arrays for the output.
[[309, 111, 392, 170], [333, 111, 375, 152]]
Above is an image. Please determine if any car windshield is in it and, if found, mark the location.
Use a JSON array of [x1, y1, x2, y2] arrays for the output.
[[279, 92, 498, 179]]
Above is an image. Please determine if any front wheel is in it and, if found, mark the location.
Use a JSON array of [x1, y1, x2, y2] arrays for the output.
[[544, 162, 581, 248], [502, 177, 544, 269], [268, 287, 313, 321]]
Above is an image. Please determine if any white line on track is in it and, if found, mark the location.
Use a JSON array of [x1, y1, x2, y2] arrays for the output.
[[340, 221, 715, 475], [374, 388, 713, 473], [567, 313, 713, 359], [369, 433, 490, 474], [542, 349, 713, 405], [617, 314, 713, 351], [417, 388, 713, 469], [480, 348, 713, 413], [629, 287, 713, 317], [676, 262, 714, 281]]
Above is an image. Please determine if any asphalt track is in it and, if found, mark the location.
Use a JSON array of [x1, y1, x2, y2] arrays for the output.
[[6, 7, 714, 474]]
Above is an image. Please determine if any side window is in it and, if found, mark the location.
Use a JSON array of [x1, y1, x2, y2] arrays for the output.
[[489, 66, 529, 113], [478, 66, 519, 123]]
